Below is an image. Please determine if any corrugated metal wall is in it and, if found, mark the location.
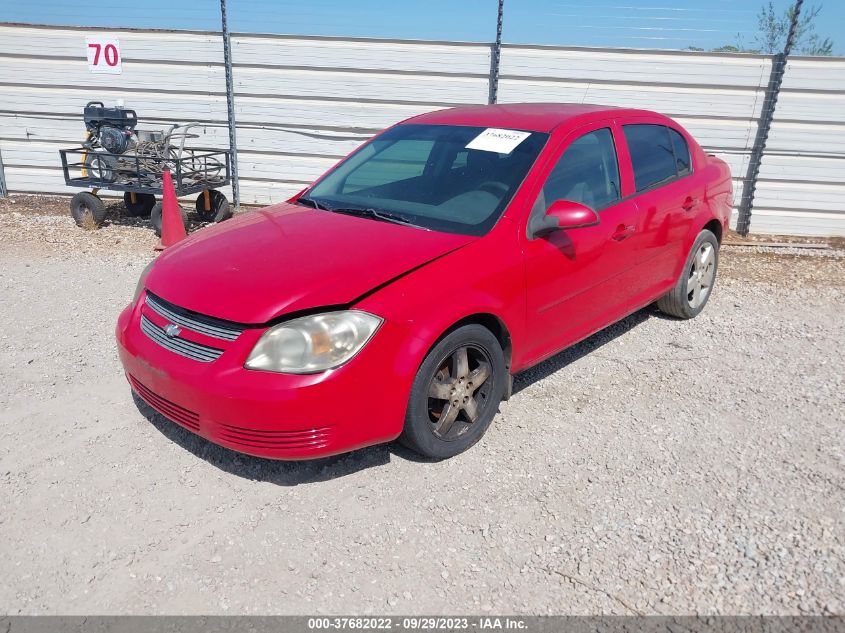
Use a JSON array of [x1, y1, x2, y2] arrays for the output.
[[497, 44, 771, 233], [0, 24, 490, 206], [758, 57, 845, 236], [0, 23, 842, 236], [0, 25, 229, 197]]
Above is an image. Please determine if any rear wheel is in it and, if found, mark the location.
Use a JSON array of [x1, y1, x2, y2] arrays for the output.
[[399, 324, 505, 459], [70, 192, 107, 228], [657, 229, 719, 319], [150, 201, 189, 237], [123, 192, 156, 217], [195, 190, 232, 223]]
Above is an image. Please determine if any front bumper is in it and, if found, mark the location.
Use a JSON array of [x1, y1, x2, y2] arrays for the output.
[[116, 294, 418, 460]]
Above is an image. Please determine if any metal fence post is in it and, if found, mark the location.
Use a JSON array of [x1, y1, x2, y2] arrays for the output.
[[488, 0, 504, 104], [220, 0, 240, 209], [0, 145, 7, 198], [736, 0, 803, 236]]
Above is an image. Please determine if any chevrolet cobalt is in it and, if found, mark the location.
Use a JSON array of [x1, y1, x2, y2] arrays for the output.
[[117, 104, 732, 460]]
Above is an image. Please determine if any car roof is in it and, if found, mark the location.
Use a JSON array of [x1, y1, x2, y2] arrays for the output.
[[404, 103, 664, 133]]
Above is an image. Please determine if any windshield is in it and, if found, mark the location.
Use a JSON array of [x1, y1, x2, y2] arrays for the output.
[[303, 124, 549, 235]]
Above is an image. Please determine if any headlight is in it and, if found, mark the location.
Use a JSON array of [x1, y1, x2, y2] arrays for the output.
[[245, 310, 382, 374], [133, 259, 156, 303]]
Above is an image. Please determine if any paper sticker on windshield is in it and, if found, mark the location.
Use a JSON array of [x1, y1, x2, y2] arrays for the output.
[[466, 128, 531, 154]]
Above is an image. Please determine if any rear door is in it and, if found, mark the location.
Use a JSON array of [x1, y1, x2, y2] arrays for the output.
[[620, 122, 702, 288]]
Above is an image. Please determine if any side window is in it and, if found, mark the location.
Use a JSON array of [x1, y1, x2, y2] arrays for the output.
[[538, 128, 621, 212], [623, 124, 678, 192], [343, 139, 434, 193], [668, 127, 691, 176]]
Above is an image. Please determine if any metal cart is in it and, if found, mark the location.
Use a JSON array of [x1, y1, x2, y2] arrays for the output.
[[59, 103, 232, 235]]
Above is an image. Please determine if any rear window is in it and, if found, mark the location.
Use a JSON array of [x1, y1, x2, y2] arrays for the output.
[[623, 124, 691, 192]]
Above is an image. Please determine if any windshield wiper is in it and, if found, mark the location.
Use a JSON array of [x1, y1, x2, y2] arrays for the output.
[[300, 197, 427, 230], [297, 195, 330, 211], [329, 206, 427, 230]]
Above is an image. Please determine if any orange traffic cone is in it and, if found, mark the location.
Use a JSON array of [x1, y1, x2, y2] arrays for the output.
[[154, 169, 187, 251]]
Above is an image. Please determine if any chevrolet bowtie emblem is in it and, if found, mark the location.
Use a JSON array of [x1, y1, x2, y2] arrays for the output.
[[163, 323, 182, 338]]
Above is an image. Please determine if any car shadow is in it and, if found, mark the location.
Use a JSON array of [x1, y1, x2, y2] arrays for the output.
[[131, 304, 658, 485], [132, 392, 434, 486], [511, 305, 656, 395]]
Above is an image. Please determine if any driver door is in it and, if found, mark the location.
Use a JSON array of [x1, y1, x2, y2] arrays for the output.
[[520, 121, 647, 366]]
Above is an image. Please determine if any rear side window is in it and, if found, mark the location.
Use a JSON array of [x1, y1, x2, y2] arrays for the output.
[[669, 128, 691, 176], [623, 124, 691, 192]]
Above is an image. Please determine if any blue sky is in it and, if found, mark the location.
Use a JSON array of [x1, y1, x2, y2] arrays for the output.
[[1, 0, 842, 53]]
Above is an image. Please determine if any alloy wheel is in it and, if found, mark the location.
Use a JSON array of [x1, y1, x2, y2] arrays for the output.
[[427, 345, 493, 440], [687, 242, 716, 309]]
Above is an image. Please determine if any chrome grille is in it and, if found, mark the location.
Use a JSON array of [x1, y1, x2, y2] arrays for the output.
[[145, 293, 244, 342], [140, 315, 224, 363]]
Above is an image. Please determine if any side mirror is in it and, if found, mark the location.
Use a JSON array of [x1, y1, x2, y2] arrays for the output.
[[528, 199, 600, 238]]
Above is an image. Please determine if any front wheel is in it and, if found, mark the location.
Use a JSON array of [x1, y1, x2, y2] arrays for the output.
[[657, 229, 719, 319], [399, 324, 505, 459]]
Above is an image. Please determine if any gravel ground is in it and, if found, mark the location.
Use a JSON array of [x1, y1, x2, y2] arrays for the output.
[[0, 196, 843, 616]]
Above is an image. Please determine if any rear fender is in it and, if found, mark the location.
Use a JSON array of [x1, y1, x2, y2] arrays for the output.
[[675, 156, 733, 278]]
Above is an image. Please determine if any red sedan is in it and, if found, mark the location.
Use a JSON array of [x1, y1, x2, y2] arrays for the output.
[[116, 103, 732, 460]]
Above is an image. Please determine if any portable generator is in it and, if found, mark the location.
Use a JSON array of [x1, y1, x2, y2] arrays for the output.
[[59, 101, 232, 234]]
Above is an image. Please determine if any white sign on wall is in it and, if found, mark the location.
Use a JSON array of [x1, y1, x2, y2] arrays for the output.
[[85, 36, 122, 74]]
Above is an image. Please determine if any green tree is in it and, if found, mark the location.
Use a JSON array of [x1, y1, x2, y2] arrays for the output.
[[711, 44, 745, 53], [754, 2, 833, 55], [706, 2, 834, 56]]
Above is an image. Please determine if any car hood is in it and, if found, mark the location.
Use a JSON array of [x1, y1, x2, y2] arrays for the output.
[[145, 202, 474, 324]]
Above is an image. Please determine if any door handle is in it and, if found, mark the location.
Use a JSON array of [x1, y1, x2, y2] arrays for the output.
[[612, 224, 636, 241], [682, 196, 699, 211]]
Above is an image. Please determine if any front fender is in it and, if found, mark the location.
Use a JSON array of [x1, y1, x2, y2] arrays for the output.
[[355, 220, 526, 378]]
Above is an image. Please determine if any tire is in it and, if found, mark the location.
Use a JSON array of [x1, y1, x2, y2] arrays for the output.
[[657, 229, 720, 319], [150, 201, 189, 238], [69, 192, 107, 228], [123, 192, 156, 217], [399, 324, 506, 459], [195, 190, 232, 223], [84, 153, 118, 184]]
